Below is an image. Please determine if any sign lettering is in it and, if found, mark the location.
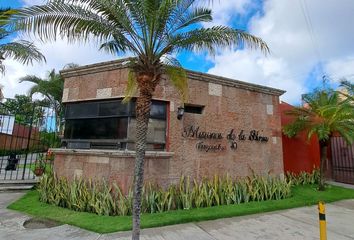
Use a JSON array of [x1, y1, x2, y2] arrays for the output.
[[182, 125, 269, 152]]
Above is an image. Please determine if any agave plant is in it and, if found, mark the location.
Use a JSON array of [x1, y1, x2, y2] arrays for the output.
[[38, 173, 294, 218]]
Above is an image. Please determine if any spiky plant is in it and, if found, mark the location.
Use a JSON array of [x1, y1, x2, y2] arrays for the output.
[[14, 1, 269, 238], [0, 8, 45, 74], [283, 90, 354, 190]]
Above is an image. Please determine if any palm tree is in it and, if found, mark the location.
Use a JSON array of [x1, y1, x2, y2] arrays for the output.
[[19, 64, 79, 132], [19, 69, 64, 131], [0, 8, 45, 74], [339, 79, 354, 102], [283, 89, 354, 190], [14, 1, 269, 238]]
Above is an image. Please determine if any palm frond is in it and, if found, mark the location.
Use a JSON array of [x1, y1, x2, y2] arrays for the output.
[[0, 40, 45, 74], [16, 2, 140, 53], [283, 89, 354, 144], [338, 79, 354, 102], [19, 75, 42, 84], [20, 69, 64, 105], [163, 56, 188, 102], [166, 26, 269, 56], [123, 70, 138, 103]]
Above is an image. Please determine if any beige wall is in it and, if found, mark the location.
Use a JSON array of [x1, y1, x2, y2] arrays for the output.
[[55, 62, 284, 190]]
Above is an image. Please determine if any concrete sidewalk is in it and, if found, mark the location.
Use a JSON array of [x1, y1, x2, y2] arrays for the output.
[[1, 192, 354, 240]]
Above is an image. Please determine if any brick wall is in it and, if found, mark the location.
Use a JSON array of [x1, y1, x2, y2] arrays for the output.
[[54, 60, 285, 190], [53, 149, 173, 193]]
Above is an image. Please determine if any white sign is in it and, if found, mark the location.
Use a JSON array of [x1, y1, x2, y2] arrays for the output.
[[0, 115, 15, 135]]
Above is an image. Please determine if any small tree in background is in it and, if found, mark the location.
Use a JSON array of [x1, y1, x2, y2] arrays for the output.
[[20, 69, 64, 132], [20, 64, 79, 132], [283, 89, 354, 190], [0, 94, 45, 125]]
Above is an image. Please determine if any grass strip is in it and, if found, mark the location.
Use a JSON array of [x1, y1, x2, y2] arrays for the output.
[[7, 184, 354, 234]]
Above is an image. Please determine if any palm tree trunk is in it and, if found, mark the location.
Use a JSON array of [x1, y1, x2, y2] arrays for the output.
[[319, 140, 328, 191], [132, 73, 157, 240]]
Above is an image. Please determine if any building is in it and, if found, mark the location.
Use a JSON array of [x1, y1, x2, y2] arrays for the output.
[[53, 59, 285, 192]]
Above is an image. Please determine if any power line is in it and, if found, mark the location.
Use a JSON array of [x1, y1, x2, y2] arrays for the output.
[[298, 0, 326, 79]]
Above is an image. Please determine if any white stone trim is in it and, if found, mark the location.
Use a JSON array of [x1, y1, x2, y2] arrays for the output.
[[62, 88, 69, 102], [170, 101, 175, 112], [266, 104, 274, 115], [96, 88, 112, 99], [208, 83, 222, 96], [51, 148, 174, 158]]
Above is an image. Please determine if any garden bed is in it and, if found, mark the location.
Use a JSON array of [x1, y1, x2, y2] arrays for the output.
[[8, 184, 354, 233]]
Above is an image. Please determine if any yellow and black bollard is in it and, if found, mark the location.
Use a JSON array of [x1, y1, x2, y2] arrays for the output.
[[318, 201, 327, 240]]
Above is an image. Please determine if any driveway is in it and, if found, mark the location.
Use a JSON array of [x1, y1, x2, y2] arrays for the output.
[[1, 192, 354, 240]]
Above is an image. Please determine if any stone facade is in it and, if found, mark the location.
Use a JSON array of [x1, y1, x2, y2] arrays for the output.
[[53, 59, 285, 191]]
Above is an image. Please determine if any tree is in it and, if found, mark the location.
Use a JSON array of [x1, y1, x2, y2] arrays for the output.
[[283, 89, 354, 190], [19, 64, 79, 131], [0, 94, 45, 125], [20, 69, 64, 132], [15, 1, 269, 239], [0, 8, 45, 74]]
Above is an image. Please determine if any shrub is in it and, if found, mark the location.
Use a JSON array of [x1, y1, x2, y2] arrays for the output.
[[285, 168, 320, 186], [37, 173, 292, 216]]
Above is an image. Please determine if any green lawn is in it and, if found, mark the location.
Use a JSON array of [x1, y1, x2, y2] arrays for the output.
[[7, 184, 354, 234]]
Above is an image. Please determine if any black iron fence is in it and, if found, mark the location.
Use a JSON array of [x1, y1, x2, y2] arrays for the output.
[[331, 136, 354, 184], [0, 101, 59, 181]]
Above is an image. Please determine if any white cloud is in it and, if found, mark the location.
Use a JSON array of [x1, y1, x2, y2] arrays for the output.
[[208, 50, 306, 103], [0, 39, 117, 98], [22, 0, 47, 6], [201, 0, 253, 27], [206, 0, 354, 103], [324, 57, 354, 83]]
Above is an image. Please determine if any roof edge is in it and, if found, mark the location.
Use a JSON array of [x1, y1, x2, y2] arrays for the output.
[[60, 58, 286, 96]]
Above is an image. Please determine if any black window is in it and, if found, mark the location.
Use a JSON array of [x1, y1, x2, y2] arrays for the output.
[[150, 101, 167, 119], [63, 99, 167, 151], [65, 102, 99, 119], [64, 118, 128, 139], [184, 104, 204, 114], [99, 100, 130, 117]]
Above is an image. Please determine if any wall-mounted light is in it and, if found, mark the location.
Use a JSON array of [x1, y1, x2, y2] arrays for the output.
[[177, 107, 184, 120]]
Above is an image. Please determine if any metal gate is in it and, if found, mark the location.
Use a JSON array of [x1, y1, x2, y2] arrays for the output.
[[331, 136, 354, 184], [0, 100, 59, 181]]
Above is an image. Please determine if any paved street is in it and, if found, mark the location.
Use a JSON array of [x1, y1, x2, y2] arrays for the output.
[[1, 192, 354, 240]]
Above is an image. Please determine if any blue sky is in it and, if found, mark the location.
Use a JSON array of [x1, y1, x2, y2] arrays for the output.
[[2, 0, 22, 8], [1, 0, 353, 104]]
